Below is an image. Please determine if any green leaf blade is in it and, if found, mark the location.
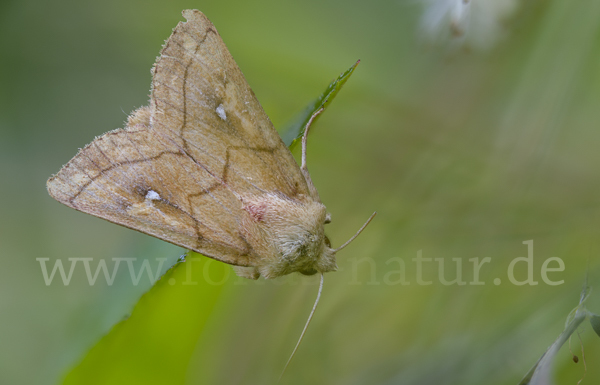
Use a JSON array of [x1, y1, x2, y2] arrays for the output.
[[281, 60, 360, 149], [61, 254, 225, 385], [590, 313, 600, 338]]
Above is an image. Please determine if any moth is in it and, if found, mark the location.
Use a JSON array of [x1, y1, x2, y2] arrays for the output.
[[47, 9, 373, 281]]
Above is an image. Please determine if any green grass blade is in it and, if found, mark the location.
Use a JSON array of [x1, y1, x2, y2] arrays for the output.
[[281, 60, 360, 149], [61, 253, 224, 385], [518, 285, 591, 385]]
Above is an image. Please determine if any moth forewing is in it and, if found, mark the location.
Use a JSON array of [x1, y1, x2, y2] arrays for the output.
[[47, 9, 346, 279]]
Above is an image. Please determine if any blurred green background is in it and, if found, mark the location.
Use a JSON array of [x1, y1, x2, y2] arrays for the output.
[[2, 0, 600, 384]]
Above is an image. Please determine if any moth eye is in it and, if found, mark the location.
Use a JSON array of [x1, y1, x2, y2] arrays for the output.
[[324, 235, 331, 248], [324, 213, 332, 224], [300, 268, 317, 276]]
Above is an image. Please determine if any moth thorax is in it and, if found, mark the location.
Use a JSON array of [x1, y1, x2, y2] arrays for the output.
[[241, 193, 337, 278]]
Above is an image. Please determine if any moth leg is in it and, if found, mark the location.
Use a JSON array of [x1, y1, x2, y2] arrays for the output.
[[301, 107, 325, 200]]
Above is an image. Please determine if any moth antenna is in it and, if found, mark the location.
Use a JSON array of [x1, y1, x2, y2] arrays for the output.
[[333, 211, 377, 253], [301, 107, 325, 171], [300, 107, 325, 200], [279, 273, 324, 382]]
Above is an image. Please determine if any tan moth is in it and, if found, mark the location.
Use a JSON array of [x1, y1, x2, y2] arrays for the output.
[[47, 9, 374, 374], [47, 9, 373, 281]]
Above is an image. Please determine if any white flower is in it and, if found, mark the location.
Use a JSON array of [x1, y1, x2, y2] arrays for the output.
[[419, 0, 519, 51]]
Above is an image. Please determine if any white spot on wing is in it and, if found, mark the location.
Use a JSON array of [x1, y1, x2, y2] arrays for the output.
[[216, 104, 227, 120], [146, 190, 161, 200]]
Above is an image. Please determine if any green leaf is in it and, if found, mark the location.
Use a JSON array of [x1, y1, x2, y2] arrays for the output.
[[518, 302, 588, 385], [590, 313, 600, 338], [281, 60, 360, 149], [61, 253, 226, 385]]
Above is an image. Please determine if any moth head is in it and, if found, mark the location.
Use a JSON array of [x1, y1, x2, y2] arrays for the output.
[[299, 210, 377, 277], [299, 234, 335, 276], [301, 214, 332, 275], [312, 211, 377, 275]]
